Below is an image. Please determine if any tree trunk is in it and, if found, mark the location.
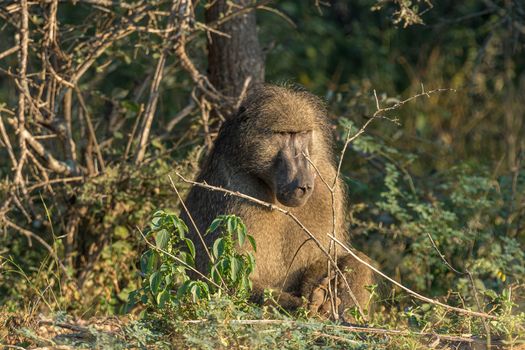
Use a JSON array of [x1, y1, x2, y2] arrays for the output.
[[205, 0, 265, 99]]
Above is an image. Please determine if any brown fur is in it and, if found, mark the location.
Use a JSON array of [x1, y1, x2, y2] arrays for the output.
[[182, 84, 375, 318]]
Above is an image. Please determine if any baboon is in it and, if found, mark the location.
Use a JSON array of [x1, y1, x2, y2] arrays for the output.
[[182, 84, 375, 318]]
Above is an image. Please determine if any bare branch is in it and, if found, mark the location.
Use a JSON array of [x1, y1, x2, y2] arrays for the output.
[[2, 218, 68, 276], [7, 120, 74, 176], [328, 234, 497, 320]]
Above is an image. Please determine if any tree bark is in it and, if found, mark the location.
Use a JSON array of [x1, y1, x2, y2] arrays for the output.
[[205, 0, 265, 99]]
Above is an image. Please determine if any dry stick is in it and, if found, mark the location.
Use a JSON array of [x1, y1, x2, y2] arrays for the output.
[[167, 176, 214, 264], [63, 89, 78, 166], [136, 226, 223, 291], [26, 151, 53, 193], [7, 118, 73, 175], [134, 50, 166, 164], [175, 172, 366, 320], [165, 100, 196, 132], [0, 113, 18, 169], [175, 1, 226, 105], [303, 154, 341, 319], [0, 46, 19, 60], [199, 97, 213, 151], [234, 76, 252, 111], [27, 176, 84, 192], [302, 152, 341, 318], [276, 236, 316, 311], [425, 232, 492, 347], [14, 0, 29, 186], [123, 104, 144, 162], [75, 87, 105, 173], [71, 26, 136, 84], [328, 234, 497, 320], [193, 0, 274, 40], [313, 332, 362, 346], [134, 1, 177, 165], [10, 193, 31, 223], [184, 318, 489, 345]]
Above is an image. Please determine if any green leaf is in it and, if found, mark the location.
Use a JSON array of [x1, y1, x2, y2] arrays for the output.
[[151, 138, 164, 150], [174, 217, 188, 238], [210, 266, 221, 285], [149, 271, 161, 294], [190, 283, 199, 302], [213, 238, 225, 259], [177, 280, 191, 298], [184, 238, 195, 259], [247, 252, 256, 271], [247, 235, 257, 252], [125, 290, 138, 312], [207, 217, 222, 234], [227, 216, 235, 234], [156, 229, 170, 250], [231, 257, 241, 282], [140, 251, 158, 274], [199, 283, 210, 299], [156, 289, 170, 307], [237, 224, 246, 247], [151, 211, 165, 226], [122, 100, 140, 113], [179, 251, 194, 266], [164, 274, 172, 286]]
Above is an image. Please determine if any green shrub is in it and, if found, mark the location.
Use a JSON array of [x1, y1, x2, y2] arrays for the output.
[[127, 211, 256, 311]]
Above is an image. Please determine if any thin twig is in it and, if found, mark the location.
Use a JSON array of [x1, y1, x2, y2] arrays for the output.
[[135, 0, 178, 164], [167, 176, 214, 264], [2, 218, 68, 276], [0, 113, 18, 169], [425, 232, 492, 347], [0, 46, 19, 60], [174, 172, 497, 320], [184, 318, 493, 345], [75, 87, 105, 172], [7, 118, 74, 175], [329, 234, 497, 320]]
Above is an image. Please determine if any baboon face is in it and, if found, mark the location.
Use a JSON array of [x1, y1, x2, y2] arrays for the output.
[[233, 86, 327, 207], [268, 131, 316, 207]]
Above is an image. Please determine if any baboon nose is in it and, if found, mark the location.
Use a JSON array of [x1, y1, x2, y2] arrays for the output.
[[296, 183, 313, 196]]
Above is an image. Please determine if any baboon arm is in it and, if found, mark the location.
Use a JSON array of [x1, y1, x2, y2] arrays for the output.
[[251, 284, 303, 309]]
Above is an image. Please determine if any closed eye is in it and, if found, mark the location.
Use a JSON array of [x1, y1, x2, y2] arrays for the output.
[[276, 130, 311, 135]]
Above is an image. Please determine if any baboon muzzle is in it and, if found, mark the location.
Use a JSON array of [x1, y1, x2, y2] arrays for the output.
[[275, 141, 315, 207]]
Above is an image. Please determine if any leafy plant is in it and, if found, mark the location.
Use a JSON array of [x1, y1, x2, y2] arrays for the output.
[[128, 211, 256, 310], [207, 215, 257, 299]]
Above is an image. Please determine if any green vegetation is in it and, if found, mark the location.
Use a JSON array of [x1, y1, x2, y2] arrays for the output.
[[1, 0, 524, 348]]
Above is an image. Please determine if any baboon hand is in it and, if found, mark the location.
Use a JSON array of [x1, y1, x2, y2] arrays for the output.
[[308, 276, 341, 317]]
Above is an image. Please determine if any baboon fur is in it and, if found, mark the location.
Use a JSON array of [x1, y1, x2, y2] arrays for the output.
[[182, 84, 375, 318]]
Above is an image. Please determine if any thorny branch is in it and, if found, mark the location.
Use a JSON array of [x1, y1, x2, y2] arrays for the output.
[[0, 0, 264, 273]]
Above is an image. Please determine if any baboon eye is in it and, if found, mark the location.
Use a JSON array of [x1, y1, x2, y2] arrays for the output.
[[276, 131, 311, 135]]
